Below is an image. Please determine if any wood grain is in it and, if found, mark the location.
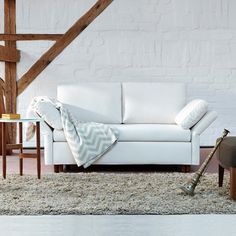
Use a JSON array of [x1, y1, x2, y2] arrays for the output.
[[17, 0, 113, 95], [2, 122, 6, 178], [19, 153, 38, 159], [0, 78, 5, 154], [0, 34, 63, 41], [6, 143, 22, 150], [0, 78, 5, 94], [4, 0, 17, 144], [0, 45, 20, 62]]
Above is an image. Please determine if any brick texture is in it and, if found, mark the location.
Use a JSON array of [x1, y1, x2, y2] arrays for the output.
[[1, 0, 236, 146]]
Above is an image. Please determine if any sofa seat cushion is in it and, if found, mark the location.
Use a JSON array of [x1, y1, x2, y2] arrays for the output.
[[53, 124, 191, 142]]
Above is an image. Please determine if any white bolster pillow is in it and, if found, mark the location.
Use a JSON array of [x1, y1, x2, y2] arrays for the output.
[[175, 99, 208, 129]]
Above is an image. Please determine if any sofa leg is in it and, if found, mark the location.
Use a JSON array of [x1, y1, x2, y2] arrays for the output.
[[54, 165, 59, 173], [54, 165, 63, 173], [181, 165, 191, 173], [59, 165, 64, 172]]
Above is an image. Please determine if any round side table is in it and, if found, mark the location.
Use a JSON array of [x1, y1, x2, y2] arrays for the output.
[[0, 118, 41, 179]]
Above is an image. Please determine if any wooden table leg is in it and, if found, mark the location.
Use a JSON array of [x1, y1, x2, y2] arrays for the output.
[[230, 167, 236, 200], [36, 122, 41, 179], [218, 164, 224, 187], [2, 122, 6, 179], [19, 122, 23, 176]]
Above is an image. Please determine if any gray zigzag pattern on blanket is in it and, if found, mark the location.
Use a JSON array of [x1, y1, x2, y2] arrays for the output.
[[70, 123, 116, 164], [59, 104, 118, 167], [77, 123, 116, 161], [60, 108, 81, 155]]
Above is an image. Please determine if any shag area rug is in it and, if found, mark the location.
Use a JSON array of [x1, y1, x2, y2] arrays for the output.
[[0, 172, 235, 215]]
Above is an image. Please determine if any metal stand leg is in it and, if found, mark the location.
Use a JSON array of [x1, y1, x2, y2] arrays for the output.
[[19, 122, 23, 176]]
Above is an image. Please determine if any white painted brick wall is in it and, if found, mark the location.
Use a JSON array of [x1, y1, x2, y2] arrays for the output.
[[1, 0, 236, 146]]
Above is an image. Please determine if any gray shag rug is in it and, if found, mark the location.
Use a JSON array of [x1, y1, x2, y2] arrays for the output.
[[0, 172, 235, 215]]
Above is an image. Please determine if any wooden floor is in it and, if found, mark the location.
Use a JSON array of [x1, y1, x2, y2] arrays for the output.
[[0, 147, 219, 176]]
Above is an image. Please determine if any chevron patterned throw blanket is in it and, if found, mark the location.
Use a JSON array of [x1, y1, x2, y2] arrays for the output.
[[59, 104, 119, 168], [27, 97, 119, 168]]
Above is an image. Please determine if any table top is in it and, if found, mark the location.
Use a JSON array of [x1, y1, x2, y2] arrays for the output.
[[0, 118, 42, 123]]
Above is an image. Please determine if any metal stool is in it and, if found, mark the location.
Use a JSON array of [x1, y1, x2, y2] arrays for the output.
[[218, 137, 236, 200]]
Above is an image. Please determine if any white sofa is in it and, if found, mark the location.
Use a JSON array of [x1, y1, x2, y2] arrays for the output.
[[40, 82, 217, 170]]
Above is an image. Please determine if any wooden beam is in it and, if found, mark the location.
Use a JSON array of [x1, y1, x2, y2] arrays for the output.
[[0, 78, 5, 93], [0, 45, 20, 62], [17, 0, 113, 95], [0, 34, 63, 41], [0, 78, 5, 155], [4, 0, 17, 144], [0, 78, 5, 108]]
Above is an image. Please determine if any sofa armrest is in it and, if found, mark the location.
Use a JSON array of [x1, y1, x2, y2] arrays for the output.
[[191, 111, 217, 165], [191, 111, 217, 135], [43, 132, 53, 165]]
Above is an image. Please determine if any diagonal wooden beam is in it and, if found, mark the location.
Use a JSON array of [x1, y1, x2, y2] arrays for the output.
[[0, 45, 20, 62], [17, 0, 113, 95]]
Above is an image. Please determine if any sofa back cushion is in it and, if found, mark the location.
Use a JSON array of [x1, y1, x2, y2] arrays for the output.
[[57, 83, 122, 123], [122, 82, 186, 124]]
